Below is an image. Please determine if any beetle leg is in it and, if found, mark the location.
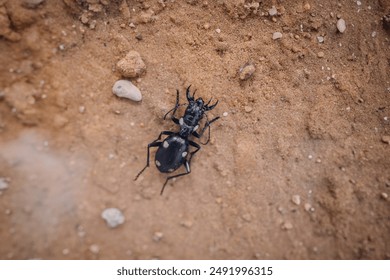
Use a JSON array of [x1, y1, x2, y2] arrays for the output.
[[161, 160, 191, 195], [134, 131, 173, 181], [160, 141, 200, 195], [188, 140, 201, 162], [192, 116, 220, 145]]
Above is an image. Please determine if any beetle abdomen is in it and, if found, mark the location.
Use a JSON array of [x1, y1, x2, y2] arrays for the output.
[[155, 135, 188, 173]]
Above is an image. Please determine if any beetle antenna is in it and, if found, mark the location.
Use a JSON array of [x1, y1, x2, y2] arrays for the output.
[[205, 99, 219, 111]]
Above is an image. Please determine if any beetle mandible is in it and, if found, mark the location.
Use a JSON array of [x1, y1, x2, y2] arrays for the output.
[[134, 85, 220, 195]]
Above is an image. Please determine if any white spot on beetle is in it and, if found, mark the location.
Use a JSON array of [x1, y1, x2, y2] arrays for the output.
[[163, 141, 169, 148], [179, 118, 184, 125], [168, 168, 174, 172], [194, 125, 199, 131], [182, 151, 188, 157], [155, 160, 161, 166]]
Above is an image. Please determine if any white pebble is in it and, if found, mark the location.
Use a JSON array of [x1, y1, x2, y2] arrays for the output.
[[0, 178, 9, 190], [112, 80, 142, 102], [222, 112, 228, 117], [268, 6, 277, 16], [89, 244, 100, 254], [337, 18, 346, 33], [272, 32, 283, 40], [101, 208, 125, 228], [317, 36, 324, 43]]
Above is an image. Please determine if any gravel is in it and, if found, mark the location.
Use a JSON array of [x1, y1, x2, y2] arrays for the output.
[[116, 50, 146, 78], [272, 32, 283, 40], [337, 19, 346, 33], [101, 208, 125, 228], [112, 80, 142, 102]]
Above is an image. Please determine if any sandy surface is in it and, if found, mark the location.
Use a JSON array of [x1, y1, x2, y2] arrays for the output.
[[0, 0, 389, 260]]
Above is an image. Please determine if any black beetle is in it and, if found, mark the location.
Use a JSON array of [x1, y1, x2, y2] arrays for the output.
[[134, 86, 219, 195]]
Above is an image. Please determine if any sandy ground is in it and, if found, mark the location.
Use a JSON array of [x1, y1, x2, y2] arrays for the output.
[[0, 0, 389, 260]]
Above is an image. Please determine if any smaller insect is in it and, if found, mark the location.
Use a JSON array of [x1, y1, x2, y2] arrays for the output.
[[134, 86, 219, 195]]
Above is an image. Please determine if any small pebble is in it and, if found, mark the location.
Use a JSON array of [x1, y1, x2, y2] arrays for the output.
[[304, 203, 312, 212], [203, 23, 210, 29], [292, 195, 301, 205], [0, 178, 9, 190], [242, 213, 252, 222], [244, 106, 253, 113], [116, 50, 146, 78], [79, 106, 85, 113], [381, 192, 388, 200], [153, 231, 164, 242], [381, 135, 390, 144], [371, 31, 377, 38], [180, 220, 193, 228], [337, 18, 346, 33], [303, 3, 311, 11], [239, 63, 256, 80], [101, 208, 125, 228], [112, 80, 142, 102], [317, 51, 325, 58], [222, 112, 228, 117], [268, 6, 277, 16], [282, 222, 293, 230], [317, 36, 324, 43], [89, 244, 100, 254], [215, 28, 221, 33], [22, 0, 45, 9], [272, 32, 283, 40]]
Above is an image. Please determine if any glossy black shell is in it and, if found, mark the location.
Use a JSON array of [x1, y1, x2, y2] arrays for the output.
[[155, 134, 189, 173]]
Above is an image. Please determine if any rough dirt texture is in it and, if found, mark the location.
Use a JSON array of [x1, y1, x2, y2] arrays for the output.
[[0, 0, 389, 260]]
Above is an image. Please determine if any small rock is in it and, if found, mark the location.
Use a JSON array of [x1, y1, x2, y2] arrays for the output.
[[268, 6, 277, 16], [135, 33, 143, 40], [153, 231, 164, 242], [381, 192, 388, 200], [0, 178, 9, 191], [304, 203, 312, 212], [317, 51, 325, 58], [101, 208, 125, 228], [180, 220, 193, 228], [116, 51, 146, 78], [303, 3, 311, 11], [112, 80, 142, 102], [242, 213, 252, 222], [79, 106, 85, 113], [282, 222, 293, 230], [317, 36, 324, 43], [222, 112, 228, 117], [381, 135, 390, 144], [244, 106, 253, 113], [215, 28, 221, 33], [272, 32, 283, 40], [239, 63, 256, 80], [89, 244, 100, 254], [22, 0, 45, 9], [292, 195, 301, 205], [337, 19, 346, 33]]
